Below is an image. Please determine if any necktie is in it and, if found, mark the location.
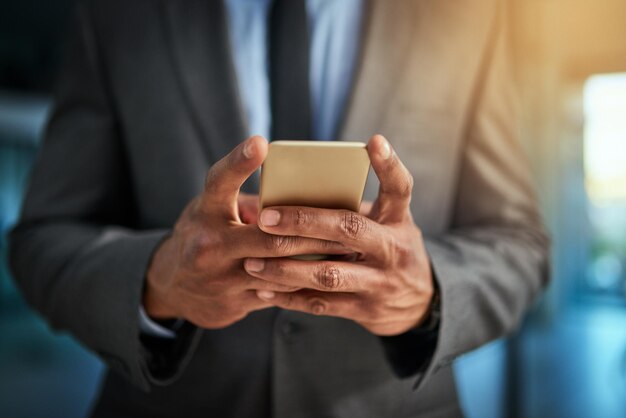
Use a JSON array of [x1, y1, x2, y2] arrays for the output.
[[268, 0, 312, 140]]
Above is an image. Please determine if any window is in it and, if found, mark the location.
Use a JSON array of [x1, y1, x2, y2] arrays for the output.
[[583, 73, 626, 298]]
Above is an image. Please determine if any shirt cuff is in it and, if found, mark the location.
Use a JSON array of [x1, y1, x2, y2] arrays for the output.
[[138, 305, 182, 339], [379, 322, 440, 378], [379, 275, 442, 379]]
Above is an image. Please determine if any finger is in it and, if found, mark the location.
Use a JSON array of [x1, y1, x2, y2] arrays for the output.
[[359, 200, 374, 216], [202, 136, 268, 216], [228, 225, 352, 258], [181, 288, 275, 319], [257, 206, 389, 256], [240, 290, 276, 312], [366, 135, 414, 223], [244, 258, 379, 293], [238, 193, 260, 224], [236, 269, 302, 292], [255, 289, 361, 319]]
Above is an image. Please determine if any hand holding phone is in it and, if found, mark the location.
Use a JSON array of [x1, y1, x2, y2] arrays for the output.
[[247, 135, 436, 337]]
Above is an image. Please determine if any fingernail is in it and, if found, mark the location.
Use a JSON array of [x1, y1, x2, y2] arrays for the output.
[[257, 290, 275, 300], [245, 258, 265, 272], [243, 140, 254, 159], [380, 138, 391, 160], [260, 209, 280, 226]]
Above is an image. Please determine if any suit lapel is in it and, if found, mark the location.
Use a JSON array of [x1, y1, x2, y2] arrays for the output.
[[338, 1, 419, 142], [160, 0, 248, 163], [337, 1, 419, 201]]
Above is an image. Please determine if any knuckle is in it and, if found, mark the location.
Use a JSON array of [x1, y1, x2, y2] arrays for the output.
[[308, 298, 327, 315], [184, 232, 216, 271], [378, 274, 398, 295], [362, 300, 384, 323], [271, 260, 287, 277], [340, 211, 368, 240], [204, 167, 219, 191], [416, 275, 434, 299], [396, 242, 412, 264], [283, 292, 296, 308], [293, 208, 310, 227], [265, 234, 294, 254], [316, 265, 342, 290], [389, 237, 413, 267], [406, 171, 415, 190], [400, 172, 414, 199], [378, 230, 409, 265]]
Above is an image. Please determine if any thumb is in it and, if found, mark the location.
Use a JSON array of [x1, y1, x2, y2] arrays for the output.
[[366, 135, 414, 224], [201, 135, 268, 217]]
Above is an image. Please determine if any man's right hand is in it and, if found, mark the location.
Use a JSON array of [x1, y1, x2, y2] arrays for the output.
[[143, 136, 350, 329]]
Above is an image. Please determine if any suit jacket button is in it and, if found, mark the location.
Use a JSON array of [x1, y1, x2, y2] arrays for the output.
[[281, 320, 298, 336]]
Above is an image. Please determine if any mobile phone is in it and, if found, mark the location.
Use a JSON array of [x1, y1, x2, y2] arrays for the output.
[[259, 141, 371, 212]]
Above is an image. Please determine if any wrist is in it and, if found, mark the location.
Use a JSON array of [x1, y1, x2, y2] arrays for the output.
[[143, 282, 177, 319], [144, 237, 179, 320], [415, 280, 440, 332]]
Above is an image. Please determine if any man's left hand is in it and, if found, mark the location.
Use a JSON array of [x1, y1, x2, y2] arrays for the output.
[[244, 135, 434, 336]]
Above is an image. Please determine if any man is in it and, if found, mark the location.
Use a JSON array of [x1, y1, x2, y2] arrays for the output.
[[9, 0, 549, 417]]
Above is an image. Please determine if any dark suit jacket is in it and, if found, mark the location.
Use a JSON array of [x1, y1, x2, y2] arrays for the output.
[[9, 0, 549, 417]]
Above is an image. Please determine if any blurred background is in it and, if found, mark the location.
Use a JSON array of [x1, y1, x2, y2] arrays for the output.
[[1, 1, 626, 417]]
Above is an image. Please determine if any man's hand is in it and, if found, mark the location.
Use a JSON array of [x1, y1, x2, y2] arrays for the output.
[[244, 135, 434, 336], [144, 136, 350, 329]]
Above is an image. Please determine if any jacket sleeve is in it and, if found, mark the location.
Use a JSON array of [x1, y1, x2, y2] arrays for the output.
[[8, 2, 200, 392], [411, 0, 550, 391]]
